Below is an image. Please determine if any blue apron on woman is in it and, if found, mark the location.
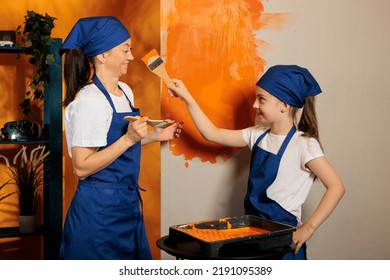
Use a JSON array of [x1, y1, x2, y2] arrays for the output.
[[60, 76, 152, 260], [244, 126, 306, 260]]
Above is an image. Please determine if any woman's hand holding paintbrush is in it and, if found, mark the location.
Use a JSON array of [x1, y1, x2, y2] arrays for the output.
[[124, 115, 183, 142], [124, 115, 175, 128], [124, 116, 149, 144]]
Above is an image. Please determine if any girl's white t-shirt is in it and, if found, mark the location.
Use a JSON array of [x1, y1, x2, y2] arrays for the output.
[[64, 82, 134, 157], [242, 126, 324, 224]]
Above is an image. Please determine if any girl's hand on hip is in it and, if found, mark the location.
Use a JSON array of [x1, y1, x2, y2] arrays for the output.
[[292, 224, 315, 255]]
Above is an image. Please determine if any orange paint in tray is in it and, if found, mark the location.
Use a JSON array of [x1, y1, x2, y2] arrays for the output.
[[175, 226, 270, 243], [169, 215, 295, 256]]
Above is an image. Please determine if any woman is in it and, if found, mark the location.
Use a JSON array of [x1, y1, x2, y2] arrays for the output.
[[59, 16, 182, 259]]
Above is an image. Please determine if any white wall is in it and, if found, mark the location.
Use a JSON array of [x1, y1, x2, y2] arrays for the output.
[[161, 0, 390, 260]]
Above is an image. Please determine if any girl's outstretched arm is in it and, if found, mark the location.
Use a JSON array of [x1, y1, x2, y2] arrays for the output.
[[168, 79, 246, 147], [292, 156, 345, 254]]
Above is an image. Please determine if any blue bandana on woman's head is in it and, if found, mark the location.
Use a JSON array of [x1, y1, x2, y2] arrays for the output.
[[256, 65, 322, 108], [59, 16, 130, 56]]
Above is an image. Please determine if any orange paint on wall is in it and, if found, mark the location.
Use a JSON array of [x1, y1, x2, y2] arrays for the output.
[[161, 0, 290, 165]]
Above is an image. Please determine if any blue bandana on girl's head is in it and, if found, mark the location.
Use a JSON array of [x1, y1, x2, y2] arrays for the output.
[[256, 65, 322, 108], [59, 16, 130, 56]]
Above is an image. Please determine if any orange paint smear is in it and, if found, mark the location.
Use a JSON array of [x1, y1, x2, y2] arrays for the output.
[[176, 226, 270, 243], [218, 218, 232, 229], [162, 0, 290, 165], [259, 13, 295, 31]]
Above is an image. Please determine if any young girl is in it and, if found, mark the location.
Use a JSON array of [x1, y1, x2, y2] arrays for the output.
[[59, 16, 182, 260], [167, 65, 345, 259]]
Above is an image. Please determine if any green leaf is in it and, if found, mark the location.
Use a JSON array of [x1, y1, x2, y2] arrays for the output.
[[24, 91, 31, 99], [16, 10, 56, 116], [45, 54, 55, 65]]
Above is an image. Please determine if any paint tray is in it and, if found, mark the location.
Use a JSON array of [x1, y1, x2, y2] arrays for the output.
[[169, 215, 295, 256]]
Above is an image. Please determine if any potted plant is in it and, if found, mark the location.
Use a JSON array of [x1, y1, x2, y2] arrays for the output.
[[16, 10, 56, 116], [0, 179, 17, 203], [0, 145, 49, 233]]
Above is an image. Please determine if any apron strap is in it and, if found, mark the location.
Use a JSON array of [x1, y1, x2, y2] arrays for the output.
[[253, 126, 296, 156], [254, 128, 270, 147], [129, 185, 146, 211], [93, 75, 136, 112], [277, 125, 296, 156]]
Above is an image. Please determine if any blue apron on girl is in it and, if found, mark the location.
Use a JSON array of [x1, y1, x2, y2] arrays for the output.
[[244, 125, 306, 260], [60, 76, 152, 260]]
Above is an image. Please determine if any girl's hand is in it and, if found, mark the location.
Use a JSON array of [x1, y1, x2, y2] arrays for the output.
[[125, 116, 149, 143], [167, 79, 191, 101], [292, 224, 315, 255], [154, 121, 184, 142]]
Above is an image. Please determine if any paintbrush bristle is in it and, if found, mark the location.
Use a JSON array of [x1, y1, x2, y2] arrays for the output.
[[141, 49, 159, 64], [141, 48, 173, 85]]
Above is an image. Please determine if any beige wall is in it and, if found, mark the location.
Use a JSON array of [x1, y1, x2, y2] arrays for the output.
[[161, 0, 390, 259]]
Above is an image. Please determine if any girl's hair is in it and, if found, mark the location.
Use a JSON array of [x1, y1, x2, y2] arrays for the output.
[[62, 49, 93, 106], [292, 96, 323, 150]]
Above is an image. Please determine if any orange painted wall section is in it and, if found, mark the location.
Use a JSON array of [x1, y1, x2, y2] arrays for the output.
[[162, 0, 264, 165], [161, 0, 289, 166], [0, 0, 161, 259]]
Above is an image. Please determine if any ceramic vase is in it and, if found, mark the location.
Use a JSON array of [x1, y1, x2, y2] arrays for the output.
[[18, 215, 37, 234]]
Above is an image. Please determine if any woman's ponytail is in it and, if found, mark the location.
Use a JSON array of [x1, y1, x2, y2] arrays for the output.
[[63, 49, 92, 106]]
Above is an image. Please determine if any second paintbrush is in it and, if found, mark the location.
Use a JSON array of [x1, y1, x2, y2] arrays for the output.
[[123, 116, 175, 129]]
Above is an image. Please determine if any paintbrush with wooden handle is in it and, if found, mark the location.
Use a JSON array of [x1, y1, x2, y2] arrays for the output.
[[123, 116, 175, 129], [141, 49, 173, 86]]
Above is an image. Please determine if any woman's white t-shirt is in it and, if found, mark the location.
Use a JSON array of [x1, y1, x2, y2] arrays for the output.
[[64, 82, 134, 157], [242, 126, 324, 224]]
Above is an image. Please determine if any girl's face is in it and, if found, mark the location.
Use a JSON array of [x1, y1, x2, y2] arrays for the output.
[[104, 38, 134, 77], [253, 86, 286, 126]]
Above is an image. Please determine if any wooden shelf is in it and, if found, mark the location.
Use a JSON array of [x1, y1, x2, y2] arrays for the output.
[[0, 225, 49, 238], [0, 46, 24, 53], [0, 38, 63, 259], [0, 139, 50, 145]]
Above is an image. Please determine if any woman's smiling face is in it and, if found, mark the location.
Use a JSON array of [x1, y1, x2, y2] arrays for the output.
[[105, 38, 134, 77]]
